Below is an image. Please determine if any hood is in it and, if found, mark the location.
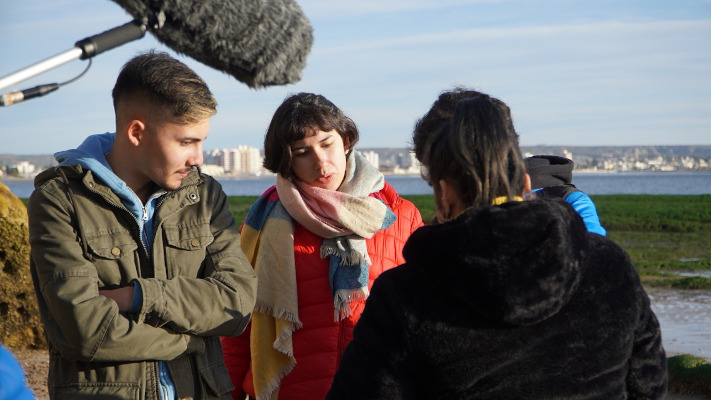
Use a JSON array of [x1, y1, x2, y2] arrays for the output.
[[524, 155, 573, 189], [51, 132, 163, 248], [51, 132, 147, 219], [403, 199, 587, 326], [53, 132, 135, 197]]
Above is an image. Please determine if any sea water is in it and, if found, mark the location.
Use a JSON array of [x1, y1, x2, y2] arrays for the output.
[[3, 172, 711, 198]]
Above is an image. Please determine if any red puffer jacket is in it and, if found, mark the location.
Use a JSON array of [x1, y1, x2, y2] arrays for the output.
[[221, 182, 423, 400]]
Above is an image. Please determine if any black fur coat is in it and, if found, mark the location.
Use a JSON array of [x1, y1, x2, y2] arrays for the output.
[[327, 199, 667, 399]]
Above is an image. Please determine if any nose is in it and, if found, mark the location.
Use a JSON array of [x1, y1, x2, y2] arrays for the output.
[[189, 143, 204, 167], [313, 148, 327, 169]]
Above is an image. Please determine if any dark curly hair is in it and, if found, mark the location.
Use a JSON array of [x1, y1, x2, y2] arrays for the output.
[[263, 92, 359, 178]]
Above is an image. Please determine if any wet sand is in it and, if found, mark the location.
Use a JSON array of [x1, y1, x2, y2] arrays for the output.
[[648, 287, 711, 361]]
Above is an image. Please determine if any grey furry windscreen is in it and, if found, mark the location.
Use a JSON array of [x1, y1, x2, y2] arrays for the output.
[[111, 0, 314, 88]]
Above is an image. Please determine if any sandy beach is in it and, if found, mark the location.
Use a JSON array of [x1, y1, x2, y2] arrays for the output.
[[648, 287, 711, 362]]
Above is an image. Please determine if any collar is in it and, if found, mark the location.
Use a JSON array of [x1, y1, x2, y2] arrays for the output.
[[492, 196, 524, 205]]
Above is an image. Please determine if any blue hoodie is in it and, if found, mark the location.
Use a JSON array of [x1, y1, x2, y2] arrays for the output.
[[55, 132, 166, 252], [530, 188, 607, 236], [54, 132, 176, 400]]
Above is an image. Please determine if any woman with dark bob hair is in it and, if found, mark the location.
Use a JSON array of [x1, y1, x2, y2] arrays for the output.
[[221, 92, 422, 400], [326, 89, 667, 399]]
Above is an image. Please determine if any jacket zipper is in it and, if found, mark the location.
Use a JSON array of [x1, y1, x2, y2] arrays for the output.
[[126, 186, 158, 261]]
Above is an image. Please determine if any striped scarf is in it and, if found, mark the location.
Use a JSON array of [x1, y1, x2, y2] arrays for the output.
[[240, 151, 395, 400]]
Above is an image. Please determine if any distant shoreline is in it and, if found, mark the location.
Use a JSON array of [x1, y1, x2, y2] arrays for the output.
[[3, 169, 711, 183]]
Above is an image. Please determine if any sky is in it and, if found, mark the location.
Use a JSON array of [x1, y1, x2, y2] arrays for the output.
[[1, 0, 710, 155]]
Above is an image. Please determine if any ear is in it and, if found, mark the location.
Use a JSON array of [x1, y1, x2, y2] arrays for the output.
[[343, 136, 351, 152], [125, 119, 145, 147], [437, 179, 459, 221], [522, 173, 532, 198], [438, 179, 456, 206]]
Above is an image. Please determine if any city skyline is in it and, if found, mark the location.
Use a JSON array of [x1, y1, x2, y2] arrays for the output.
[[3, 145, 710, 180], [2, 0, 710, 155]]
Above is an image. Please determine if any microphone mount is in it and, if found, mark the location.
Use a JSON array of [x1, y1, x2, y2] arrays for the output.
[[75, 19, 147, 60]]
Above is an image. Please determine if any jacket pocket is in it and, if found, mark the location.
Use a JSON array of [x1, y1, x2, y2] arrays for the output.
[[53, 384, 141, 400], [85, 230, 139, 286], [50, 349, 143, 400], [163, 221, 215, 277]]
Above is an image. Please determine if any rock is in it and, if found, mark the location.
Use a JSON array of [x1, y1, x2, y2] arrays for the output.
[[0, 182, 45, 350], [668, 354, 711, 398]]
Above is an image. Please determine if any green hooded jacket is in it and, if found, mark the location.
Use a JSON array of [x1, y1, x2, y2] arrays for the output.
[[28, 165, 257, 400]]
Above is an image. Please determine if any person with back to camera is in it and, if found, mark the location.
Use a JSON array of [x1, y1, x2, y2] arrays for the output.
[[220, 92, 423, 400], [28, 50, 257, 400], [524, 154, 607, 236], [326, 89, 667, 399]]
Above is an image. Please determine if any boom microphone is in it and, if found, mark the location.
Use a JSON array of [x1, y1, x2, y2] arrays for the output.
[[0, 0, 313, 101], [111, 0, 314, 88]]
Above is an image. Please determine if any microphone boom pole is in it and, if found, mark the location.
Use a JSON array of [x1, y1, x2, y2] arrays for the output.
[[0, 48, 83, 93], [0, 20, 146, 93], [2, 0, 315, 100]]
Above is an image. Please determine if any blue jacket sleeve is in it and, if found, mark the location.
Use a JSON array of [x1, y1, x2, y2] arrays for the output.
[[0, 344, 35, 400], [565, 191, 607, 236]]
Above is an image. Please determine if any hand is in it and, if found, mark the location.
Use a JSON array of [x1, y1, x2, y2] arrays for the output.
[[99, 286, 134, 312]]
